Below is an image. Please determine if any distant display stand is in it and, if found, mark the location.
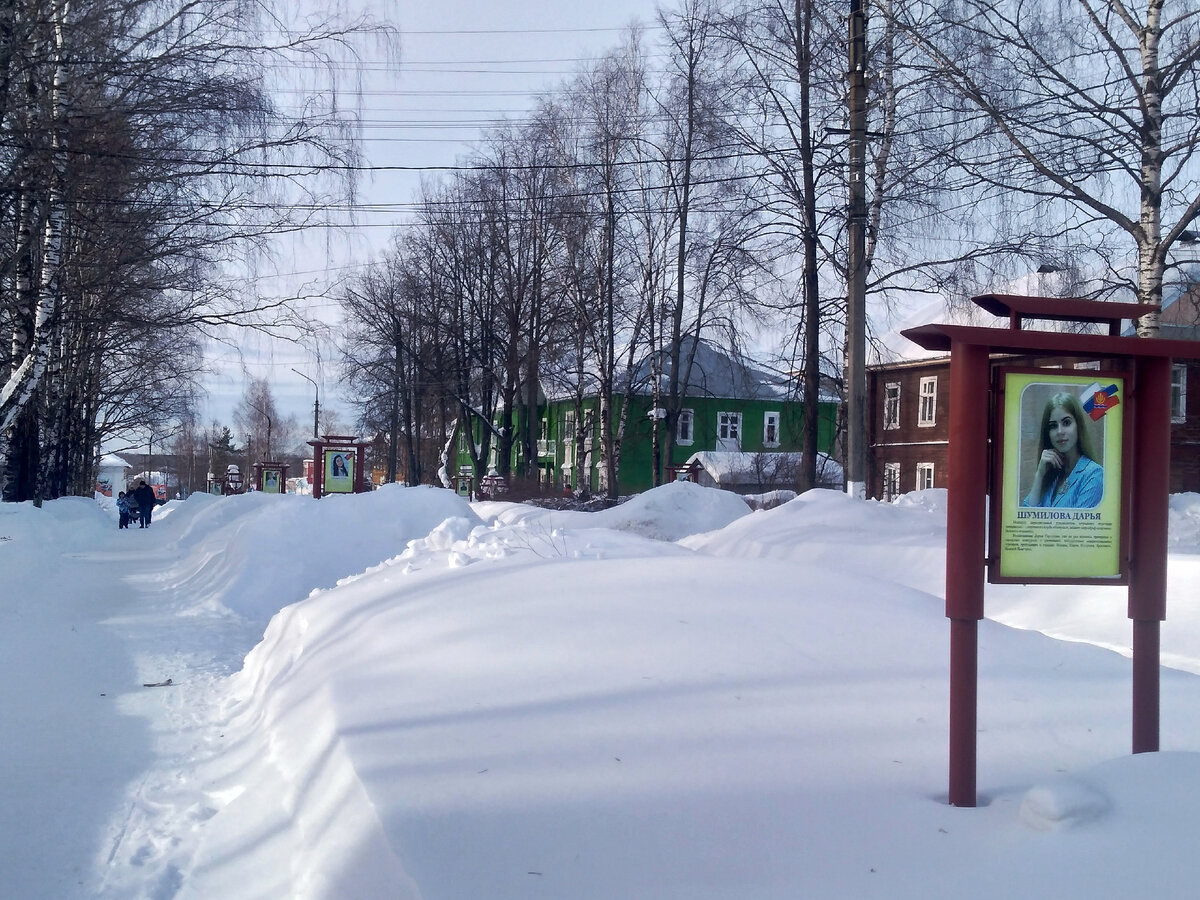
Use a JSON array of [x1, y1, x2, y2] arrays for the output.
[[306, 435, 369, 498], [455, 470, 473, 499], [669, 461, 701, 483], [221, 464, 244, 496], [477, 473, 507, 500], [254, 462, 290, 494]]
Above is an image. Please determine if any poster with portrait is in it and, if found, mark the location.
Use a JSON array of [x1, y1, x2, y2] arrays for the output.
[[324, 450, 355, 494], [991, 368, 1128, 583], [262, 468, 282, 494]]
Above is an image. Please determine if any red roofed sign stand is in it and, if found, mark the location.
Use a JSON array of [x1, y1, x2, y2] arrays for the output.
[[904, 294, 1200, 808], [306, 434, 368, 499]]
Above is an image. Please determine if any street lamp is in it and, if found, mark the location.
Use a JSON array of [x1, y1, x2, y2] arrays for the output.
[[291, 367, 320, 439], [1036, 262, 1065, 297], [248, 401, 272, 460]]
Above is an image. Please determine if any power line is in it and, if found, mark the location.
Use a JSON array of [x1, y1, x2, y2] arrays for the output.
[[397, 26, 660, 36]]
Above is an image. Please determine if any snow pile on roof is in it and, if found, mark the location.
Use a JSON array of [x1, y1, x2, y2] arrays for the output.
[[684, 449, 843, 489], [626, 337, 789, 400], [872, 295, 1007, 364]]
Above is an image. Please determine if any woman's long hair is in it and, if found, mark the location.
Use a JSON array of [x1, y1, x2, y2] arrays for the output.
[[1039, 391, 1100, 464]]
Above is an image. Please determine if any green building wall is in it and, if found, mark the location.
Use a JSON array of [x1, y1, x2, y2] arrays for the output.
[[456, 393, 839, 496]]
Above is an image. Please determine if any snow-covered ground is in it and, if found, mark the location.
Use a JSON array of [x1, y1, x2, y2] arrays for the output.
[[5, 482, 1200, 898]]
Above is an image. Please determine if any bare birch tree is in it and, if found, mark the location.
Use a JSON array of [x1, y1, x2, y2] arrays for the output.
[[895, 0, 1200, 333]]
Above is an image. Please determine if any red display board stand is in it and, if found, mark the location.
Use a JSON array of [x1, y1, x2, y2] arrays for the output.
[[306, 435, 369, 499], [904, 294, 1200, 807]]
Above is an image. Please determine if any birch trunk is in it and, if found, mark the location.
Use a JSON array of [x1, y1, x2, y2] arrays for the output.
[[0, 0, 66, 435]]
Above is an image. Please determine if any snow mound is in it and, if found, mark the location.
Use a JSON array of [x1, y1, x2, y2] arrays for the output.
[[1019, 777, 1110, 831], [588, 480, 750, 541], [142, 485, 483, 625], [681, 488, 947, 595], [0, 495, 110, 552], [1169, 493, 1200, 552], [478, 480, 751, 542]]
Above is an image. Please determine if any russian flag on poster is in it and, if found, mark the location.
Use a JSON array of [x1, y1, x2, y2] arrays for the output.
[[1080, 382, 1120, 420]]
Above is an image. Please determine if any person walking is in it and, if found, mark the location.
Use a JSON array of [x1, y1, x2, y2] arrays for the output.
[[133, 480, 156, 528], [116, 491, 132, 529]]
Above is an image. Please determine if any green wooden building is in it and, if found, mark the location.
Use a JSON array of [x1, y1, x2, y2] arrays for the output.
[[457, 340, 840, 495]]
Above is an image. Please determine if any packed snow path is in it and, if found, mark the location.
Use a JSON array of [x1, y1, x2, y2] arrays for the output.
[[1, 499, 266, 899], [2, 501, 155, 897], [7, 486, 1200, 899]]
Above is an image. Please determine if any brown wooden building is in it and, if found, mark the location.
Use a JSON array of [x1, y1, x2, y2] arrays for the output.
[[867, 295, 1200, 500]]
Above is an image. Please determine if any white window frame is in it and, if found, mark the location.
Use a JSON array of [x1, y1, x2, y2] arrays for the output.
[[1172, 364, 1188, 423], [918, 377, 937, 427], [718, 411, 742, 441], [884, 383, 901, 430], [883, 462, 901, 501], [916, 462, 935, 491], [763, 411, 781, 447], [677, 408, 695, 446]]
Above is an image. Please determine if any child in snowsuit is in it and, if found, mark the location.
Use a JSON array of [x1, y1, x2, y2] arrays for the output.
[[117, 491, 132, 529]]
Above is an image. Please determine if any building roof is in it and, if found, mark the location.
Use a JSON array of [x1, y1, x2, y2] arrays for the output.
[[626, 338, 789, 401], [684, 450, 843, 488]]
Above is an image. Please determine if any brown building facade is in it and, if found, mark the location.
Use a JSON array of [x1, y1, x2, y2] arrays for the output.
[[867, 352, 1200, 500]]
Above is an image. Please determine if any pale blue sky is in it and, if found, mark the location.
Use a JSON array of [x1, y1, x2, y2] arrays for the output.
[[198, 0, 665, 443]]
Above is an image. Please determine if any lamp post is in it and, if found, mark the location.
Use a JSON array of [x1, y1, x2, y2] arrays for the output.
[[292, 367, 320, 439], [1036, 262, 1064, 297], [248, 402, 272, 461]]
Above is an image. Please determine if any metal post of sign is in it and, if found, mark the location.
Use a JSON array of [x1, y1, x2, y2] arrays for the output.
[[945, 342, 989, 807], [1130, 355, 1171, 753]]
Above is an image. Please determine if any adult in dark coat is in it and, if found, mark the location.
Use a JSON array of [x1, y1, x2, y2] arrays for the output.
[[133, 480, 156, 528]]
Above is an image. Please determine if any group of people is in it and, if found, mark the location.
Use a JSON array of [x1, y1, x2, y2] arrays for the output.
[[116, 480, 158, 529]]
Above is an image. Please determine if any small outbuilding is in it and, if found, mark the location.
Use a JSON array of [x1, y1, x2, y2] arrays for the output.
[[683, 450, 843, 494], [95, 454, 132, 497]]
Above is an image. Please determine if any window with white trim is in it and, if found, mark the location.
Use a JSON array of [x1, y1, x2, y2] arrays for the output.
[[1172, 364, 1187, 423], [763, 411, 780, 447], [718, 411, 742, 442], [677, 408, 694, 445], [884, 383, 900, 430], [916, 462, 935, 491], [918, 377, 937, 427], [883, 462, 901, 501]]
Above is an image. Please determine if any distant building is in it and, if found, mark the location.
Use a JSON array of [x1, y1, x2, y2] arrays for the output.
[[457, 339, 840, 495], [867, 283, 1200, 499]]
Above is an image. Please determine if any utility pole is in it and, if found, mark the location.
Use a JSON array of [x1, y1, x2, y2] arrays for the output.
[[845, 0, 868, 499]]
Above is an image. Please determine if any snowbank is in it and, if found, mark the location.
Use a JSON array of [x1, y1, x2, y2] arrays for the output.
[[9, 483, 1200, 899]]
